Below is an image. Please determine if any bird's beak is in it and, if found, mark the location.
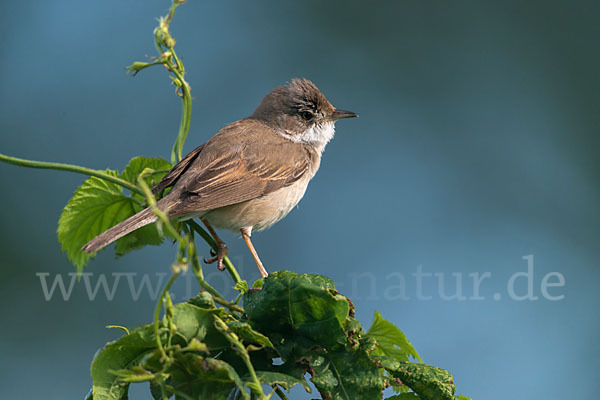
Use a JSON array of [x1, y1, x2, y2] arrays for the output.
[[331, 109, 358, 121]]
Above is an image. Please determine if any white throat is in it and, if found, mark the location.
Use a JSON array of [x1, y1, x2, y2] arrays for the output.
[[279, 122, 336, 153]]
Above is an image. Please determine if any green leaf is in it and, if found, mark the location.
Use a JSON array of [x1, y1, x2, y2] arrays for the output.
[[167, 354, 249, 400], [170, 302, 229, 350], [113, 222, 164, 258], [254, 371, 310, 392], [182, 337, 210, 354], [251, 278, 264, 289], [57, 157, 172, 270], [377, 356, 456, 400], [366, 311, 422, 362], [119, 156, 171, 201], [90, 325, 156, 400], [234, 280, 249, 293], [58, 170, 137, 271], [308, 340, 388, 400], [243, 270, 350, 348], [243, 271, 386, 399], [188, 291, 217, 309], [227, 321, 273, 349], [455, 396, 472, 400]]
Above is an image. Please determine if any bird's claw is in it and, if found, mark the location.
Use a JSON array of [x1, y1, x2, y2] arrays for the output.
[[203, 243, 228, 271]]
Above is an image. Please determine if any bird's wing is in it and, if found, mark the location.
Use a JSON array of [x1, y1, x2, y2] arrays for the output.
[[166, 119, 315, 217], [151, 143, 206, 194]]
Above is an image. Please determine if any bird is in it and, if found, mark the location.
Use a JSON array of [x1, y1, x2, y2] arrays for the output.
[[82, 78, 357, 277]]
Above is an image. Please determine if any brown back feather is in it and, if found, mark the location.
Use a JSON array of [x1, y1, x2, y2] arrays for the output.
[[151, 144, 206, 194], [165, 118, 317, 217]]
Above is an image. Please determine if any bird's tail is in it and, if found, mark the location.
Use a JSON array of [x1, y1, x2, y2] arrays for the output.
[[81, 207, 158, 254]]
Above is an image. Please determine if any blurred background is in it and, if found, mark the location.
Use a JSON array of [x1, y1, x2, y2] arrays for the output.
[[1, 1, 598, 398]]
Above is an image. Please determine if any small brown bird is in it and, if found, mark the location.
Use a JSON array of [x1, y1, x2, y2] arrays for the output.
[[82, 79, 357, 277]]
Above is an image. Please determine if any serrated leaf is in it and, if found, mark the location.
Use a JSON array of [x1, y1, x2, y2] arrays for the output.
[[254, 371, 310, 392], [367, 311, 422, 362], [90, 325, 156, 400], [376, 357, 456, 400], [58, 170, 137, 271], [58, 157, 173, 270]]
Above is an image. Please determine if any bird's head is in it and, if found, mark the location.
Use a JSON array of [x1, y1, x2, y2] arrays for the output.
[[251, 78, 357, 152]]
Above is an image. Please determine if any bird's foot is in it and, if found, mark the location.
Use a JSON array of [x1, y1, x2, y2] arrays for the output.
[[204, 242, 228, 271]]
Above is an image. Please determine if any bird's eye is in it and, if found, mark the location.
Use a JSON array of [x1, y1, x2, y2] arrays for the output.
[[300, 111, 313, 121]]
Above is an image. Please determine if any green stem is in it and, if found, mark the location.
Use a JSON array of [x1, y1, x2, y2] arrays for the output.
[[186, 232, 226, 301], [186, 228, 245, 313], [148, 0, 192, 164], [165, 1, 190, 164], [164, 0, 180, 26], [0, 153, 143, 195], [138, 171, 182, 242], [161, 47, 191, 163], [213, 296, 244, 314], [142, 172, 245, 301], [153, 272, 179, 361], [187, 220, 243, 285], [172, 80, 192, 163], [214, 317, 266, 400]]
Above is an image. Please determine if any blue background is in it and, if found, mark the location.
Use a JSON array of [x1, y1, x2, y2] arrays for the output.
[[1, 1, 598, 399]]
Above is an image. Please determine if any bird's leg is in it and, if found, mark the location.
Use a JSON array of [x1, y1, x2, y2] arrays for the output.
[[200, 218, 228, 271], [240, 227, 268, 278]]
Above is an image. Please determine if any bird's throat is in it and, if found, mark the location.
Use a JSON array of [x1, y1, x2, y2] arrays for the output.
[[280, 122, 335, 153]]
